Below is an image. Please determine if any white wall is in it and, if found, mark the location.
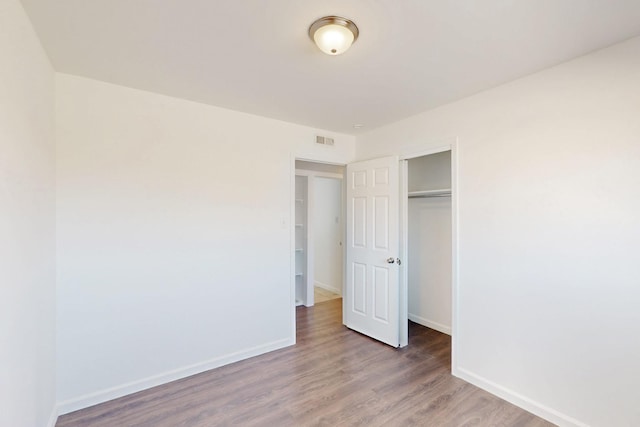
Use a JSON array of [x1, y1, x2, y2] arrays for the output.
[[407, 152, 452, 334], [55, 74, 356, 412], [0, 0, 57, 426], [407, 151, 452, 192], [357, 36, 640, 427], [313, 177, 343, 295]]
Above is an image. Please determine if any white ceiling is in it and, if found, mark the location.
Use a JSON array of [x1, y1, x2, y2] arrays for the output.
[[21, 0, 640, 135]]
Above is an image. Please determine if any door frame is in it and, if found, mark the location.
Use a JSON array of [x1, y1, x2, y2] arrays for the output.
[[290, 157, 346, 340], [399, 141, 459, 368], [295, 168, 344, 307]]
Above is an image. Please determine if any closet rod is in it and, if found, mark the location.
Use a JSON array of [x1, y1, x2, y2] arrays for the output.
[[409, 194, 451, 199], [408, 189, 452, 199]]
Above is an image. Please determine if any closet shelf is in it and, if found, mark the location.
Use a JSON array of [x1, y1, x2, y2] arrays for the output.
[[295, 272, 304, 277], [408, 189, 451, 198], [295, 224, 304, 228], [295, 198, 304, 203], [295, 248, 304, 252]]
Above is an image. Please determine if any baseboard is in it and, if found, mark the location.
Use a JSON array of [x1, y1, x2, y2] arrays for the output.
[[46, 405, 58, 427], [57, 337, 293, 415], [408, 313, 451, 335], [314, 281, 341, 296], [453, 367, 588, 427]]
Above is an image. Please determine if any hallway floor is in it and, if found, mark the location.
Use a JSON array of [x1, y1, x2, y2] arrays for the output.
[[314, 286, 341, 303]]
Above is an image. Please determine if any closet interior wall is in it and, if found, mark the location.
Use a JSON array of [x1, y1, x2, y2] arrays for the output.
[[407, 151, 453, 335]]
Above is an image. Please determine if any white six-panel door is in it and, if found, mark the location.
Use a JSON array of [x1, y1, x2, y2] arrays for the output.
[[345, 156, 400, 347]]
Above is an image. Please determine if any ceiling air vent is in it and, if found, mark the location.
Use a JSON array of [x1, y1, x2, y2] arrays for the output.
[[316, 135, 335, 146]]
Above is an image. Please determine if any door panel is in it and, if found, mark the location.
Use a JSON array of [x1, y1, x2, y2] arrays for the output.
[[373, 266, 389, 321], [373, 196, 389, 250], [345, 156, 400, 347], [352, 197, 367, 247], [352, 262, 367, 314]]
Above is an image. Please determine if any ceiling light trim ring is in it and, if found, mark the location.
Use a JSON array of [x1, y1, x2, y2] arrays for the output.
[[308, 16, 359, 55], [308, 16, 359, 43]]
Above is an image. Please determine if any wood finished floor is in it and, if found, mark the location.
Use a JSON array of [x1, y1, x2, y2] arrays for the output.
[[314, 286, 341, 303], [57, 299, 555, 427]]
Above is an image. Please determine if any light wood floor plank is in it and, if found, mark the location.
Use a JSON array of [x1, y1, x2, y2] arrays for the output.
[[314, 286, 341, 303]]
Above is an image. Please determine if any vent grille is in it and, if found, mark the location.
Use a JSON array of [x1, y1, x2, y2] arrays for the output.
[[315, 135, 335, 146]]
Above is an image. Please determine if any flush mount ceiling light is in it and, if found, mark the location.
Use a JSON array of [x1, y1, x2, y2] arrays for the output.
[[308, 16, 359, 55]]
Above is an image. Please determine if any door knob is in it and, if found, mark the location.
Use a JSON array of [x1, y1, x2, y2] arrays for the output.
[[386, 257, 395, 264]]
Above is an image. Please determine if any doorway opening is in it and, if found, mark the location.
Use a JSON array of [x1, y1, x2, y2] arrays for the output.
[[294, 160, 345, 308], [403, 150, 453, 341]]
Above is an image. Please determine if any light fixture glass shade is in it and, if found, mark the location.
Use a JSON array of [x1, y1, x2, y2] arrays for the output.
[[309, 16, 359, 55], [313, 24, 354, 55]]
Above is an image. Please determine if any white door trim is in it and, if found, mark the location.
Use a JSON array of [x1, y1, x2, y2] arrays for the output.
[[399, 144, 453, 160], [289, 154, 297, 343], [295, 169, 343, 180], [399, 159, 409, 347]]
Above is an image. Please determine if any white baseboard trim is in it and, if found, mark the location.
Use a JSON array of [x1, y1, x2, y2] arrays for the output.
[[453, 366, 588, 427], [408, 313, 451, 335], [57, 337, 293, 415], [46, 405, 58, 427], [314, 281, 341, 296]]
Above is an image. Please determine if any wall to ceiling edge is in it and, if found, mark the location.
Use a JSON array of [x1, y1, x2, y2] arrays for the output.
[[55, 73, 356, 413], [356, 36, 640, 427]]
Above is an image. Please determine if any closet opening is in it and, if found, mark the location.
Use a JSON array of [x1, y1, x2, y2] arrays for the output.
[[403, 149, 453, 345], [293, 160, 345, 308]]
